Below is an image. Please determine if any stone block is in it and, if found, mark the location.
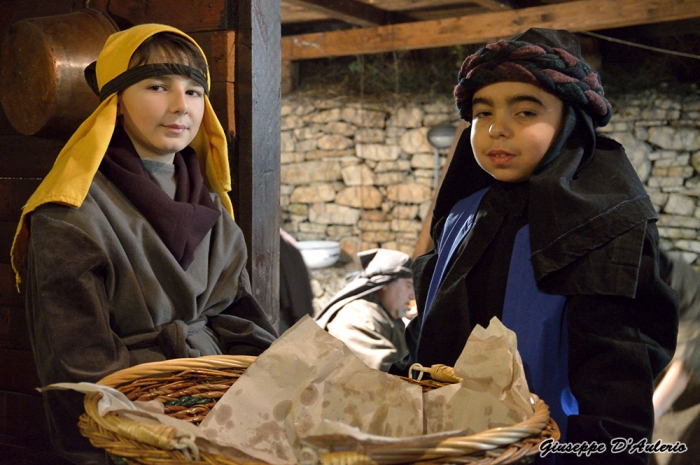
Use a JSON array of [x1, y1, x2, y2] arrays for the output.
[[342, 164, 376, 186], [335, 186, 383, 209], [413, 168, 435, 179], [305, 149, 355, 161], [281, 161, 342, 185], [386, 183, 432, 203], [399, 128, 432, 154], [647, 177, 684, 189], [358, 219, 391, 231], [326, 225, 356, 237], [281, 115, 304, 130], [415, 177, 436, 188], [658, 214, 700, 229], [341, 108, 386, 127], [295, 139, 318, 152], [324, 121, 357, 136], [658, 227, 699, 239], [388, 106, 424, 128], [648, 126, 700, 151], [411, 153, 438, 169], [281, 131, 295, 152], [299, 222, 328, 234], [290, 185, 336, 203], [360, 210, 387, 221], [673, 240, 700, 254], [293, 126, 325, 140], [392, 205, 419, 219], [362, 231, 394, 242], [318, 134, 353, 150], [309, 202, 361, 225], [287, 203, 309, 216], [356, 144, 401, 161], [355, 128, 385, 144], [307, 108, 342, 123], [391, 218, 423, 232], [281, 152, 304, 164]]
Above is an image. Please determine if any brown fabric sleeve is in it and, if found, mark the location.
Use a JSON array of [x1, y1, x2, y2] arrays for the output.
[[25, 213, 130, 464]]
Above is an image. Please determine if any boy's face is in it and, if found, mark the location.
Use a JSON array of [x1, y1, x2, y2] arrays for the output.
[[470, 81, 564, 183], [118, 73, 205, 163]]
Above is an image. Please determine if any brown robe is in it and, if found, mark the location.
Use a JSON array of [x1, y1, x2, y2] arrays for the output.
[[24, 165, 276, 464]]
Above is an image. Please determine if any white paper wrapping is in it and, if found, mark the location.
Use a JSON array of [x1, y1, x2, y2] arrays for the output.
[[198, 316, 424, 464], [47, 315, 534, 464]]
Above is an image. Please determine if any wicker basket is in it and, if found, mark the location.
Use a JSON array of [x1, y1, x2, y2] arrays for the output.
[[79, 355, 559, 465]]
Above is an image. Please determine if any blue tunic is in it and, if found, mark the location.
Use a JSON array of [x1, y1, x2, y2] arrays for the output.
[[422, 187, 577, 440]]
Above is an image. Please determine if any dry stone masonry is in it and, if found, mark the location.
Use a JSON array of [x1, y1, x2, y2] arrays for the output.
[[281, 96, 458, 262], [598, 89, 700, 265], [280, 89, 700, 309]]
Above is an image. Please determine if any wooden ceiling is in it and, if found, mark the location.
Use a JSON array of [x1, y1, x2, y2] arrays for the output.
[[279, 0, 700, 60]]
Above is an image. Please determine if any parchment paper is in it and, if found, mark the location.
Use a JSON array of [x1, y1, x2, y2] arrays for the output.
[[198, 316, 424, 464], [423, 316, 533, 435], [47, 315, 534, 464]]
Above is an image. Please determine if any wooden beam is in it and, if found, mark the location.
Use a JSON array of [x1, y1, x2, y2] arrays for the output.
[[285, 0, 402, 27], [90, 0, 229, 32], [408, 6, 490, 21], [469, 0, 512, 11], [233, 0, 281, 328], [281, 0, 700, 60]]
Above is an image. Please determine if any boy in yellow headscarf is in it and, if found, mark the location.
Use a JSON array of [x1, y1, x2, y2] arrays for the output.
[[11, 24, 277, 464]]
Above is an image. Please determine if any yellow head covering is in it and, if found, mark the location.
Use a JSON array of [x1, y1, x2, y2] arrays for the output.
[[11, 23, 233, 288]]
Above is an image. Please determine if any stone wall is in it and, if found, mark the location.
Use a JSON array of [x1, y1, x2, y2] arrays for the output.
[[597, 89, 700, 264], [280, 96, 460, 261], [280, 89, 700, 309]]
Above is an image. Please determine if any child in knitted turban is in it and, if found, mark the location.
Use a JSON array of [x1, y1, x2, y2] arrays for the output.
[[11, 24, 277, 464], [404, 28, 678, 464]]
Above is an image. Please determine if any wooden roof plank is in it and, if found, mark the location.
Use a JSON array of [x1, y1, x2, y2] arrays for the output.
[[469, 0, 512, 11], [281, 0, 700, 60], [284, 0, 413, 27]]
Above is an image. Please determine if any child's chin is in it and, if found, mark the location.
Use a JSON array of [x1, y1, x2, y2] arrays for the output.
[[488, 172, 530, 183]]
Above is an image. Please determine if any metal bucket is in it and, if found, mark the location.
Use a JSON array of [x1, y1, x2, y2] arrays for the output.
[[0, 8, 118, 138]]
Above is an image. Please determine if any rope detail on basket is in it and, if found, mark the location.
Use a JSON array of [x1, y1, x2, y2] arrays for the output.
[[174, 433, 200, 460], [409, 363, 464, 383]]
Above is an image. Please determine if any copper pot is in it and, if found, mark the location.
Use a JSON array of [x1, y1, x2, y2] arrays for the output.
[[0, 8, 118, 138]]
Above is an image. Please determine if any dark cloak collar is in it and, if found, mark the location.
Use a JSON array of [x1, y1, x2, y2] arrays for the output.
[[99, 125, 221, 270], [431, 105, 658, 297]]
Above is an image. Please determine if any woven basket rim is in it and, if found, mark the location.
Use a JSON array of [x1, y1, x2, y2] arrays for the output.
[[82, 354, 559, 465], [97, 354, 257, 387]]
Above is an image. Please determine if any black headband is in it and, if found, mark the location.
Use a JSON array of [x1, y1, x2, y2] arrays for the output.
[[84, 62, 209, 102]]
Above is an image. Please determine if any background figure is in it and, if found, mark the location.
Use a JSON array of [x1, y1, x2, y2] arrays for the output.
[[279, 228, 315, 333], [315, 248, 414, 372], [651, 252, 700, 465]]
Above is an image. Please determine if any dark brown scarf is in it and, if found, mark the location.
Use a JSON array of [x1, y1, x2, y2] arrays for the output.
[[99, 125, 221, 270]]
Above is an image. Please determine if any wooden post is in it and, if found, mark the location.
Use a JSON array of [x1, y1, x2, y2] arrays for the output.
[[232, 0, 281, 328]]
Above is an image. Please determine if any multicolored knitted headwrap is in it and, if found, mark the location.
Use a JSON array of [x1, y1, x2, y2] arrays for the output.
[[454, 28, 612, 127]]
